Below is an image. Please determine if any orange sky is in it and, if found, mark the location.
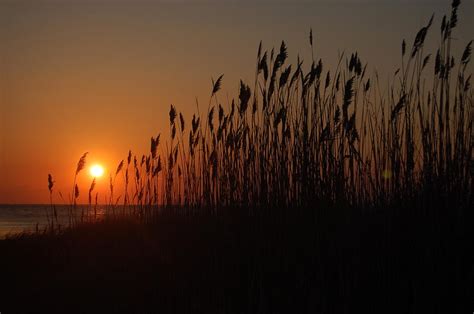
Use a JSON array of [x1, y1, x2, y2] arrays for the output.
[[1, 0, 473, 203]]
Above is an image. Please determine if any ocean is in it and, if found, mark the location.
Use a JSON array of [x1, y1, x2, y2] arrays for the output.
[[0, 204, 106, 239]]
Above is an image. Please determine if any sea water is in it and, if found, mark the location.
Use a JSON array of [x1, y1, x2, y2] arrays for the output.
[[0, 204, 106, 238]]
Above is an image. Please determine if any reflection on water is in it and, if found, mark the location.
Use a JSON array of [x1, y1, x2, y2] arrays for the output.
[[0, 204, 107, 239]]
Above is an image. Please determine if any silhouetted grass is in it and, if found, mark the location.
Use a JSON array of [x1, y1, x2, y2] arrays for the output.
[[63, 2, 470, 217], [2, 1, 473, 313], [2, 201, 473, 313]]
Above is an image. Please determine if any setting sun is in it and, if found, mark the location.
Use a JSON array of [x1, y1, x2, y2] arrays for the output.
[[90, 164, 104, 178]]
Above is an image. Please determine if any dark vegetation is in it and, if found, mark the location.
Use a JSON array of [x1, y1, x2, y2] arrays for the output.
[[1, 1, 473, 313], [2, 208, 473, 313]]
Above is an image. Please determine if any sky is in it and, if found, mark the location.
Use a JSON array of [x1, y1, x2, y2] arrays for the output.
[[0, 0, 473, 203]]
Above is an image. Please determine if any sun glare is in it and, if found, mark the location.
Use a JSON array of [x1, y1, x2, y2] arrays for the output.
[[90, 164, 104, 178]]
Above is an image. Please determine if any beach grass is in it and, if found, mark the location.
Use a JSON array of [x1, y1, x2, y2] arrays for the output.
[[1, 1, 473, 313]]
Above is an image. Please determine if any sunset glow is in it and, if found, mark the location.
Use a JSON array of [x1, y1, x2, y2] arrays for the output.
[[1, 1, 473, 313], [90, 164, 104, 178]]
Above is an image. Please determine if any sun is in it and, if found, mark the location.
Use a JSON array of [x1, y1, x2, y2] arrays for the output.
[[90, 164, 104, 178]]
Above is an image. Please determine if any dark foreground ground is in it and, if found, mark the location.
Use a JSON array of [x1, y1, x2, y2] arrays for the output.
[[0, 205, 473, 314]]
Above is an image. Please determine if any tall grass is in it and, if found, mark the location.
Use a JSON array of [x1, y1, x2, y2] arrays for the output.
[[50, 1, 472, 225], [14, 3, 471, 312]]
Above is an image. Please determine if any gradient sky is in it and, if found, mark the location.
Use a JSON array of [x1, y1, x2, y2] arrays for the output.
[[1, 0, 473, 203]]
